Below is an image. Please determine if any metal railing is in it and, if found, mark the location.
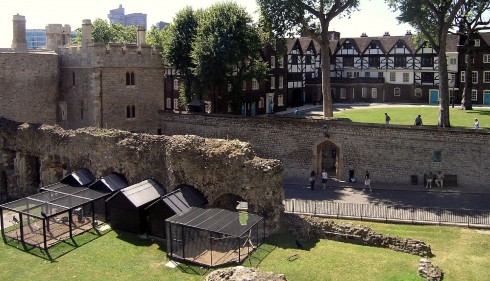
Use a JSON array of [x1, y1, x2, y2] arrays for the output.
[[283, 199, 490, 228]]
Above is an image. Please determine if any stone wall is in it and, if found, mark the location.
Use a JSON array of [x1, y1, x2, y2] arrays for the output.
[[0, 51, 58, 125], [0, 117, 284, 231], [158, 112, 490, 190], [284, 214, 433, 257]]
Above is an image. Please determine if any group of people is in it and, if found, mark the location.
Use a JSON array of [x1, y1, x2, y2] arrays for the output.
[[425, 171, 445, 188], [309, 168, 372, 191]]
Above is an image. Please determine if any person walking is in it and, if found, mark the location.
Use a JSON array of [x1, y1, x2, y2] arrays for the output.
[[426, 171, 433, 189], [309, 170, 316, 191], [474, 118, 480, 129], [363, 170, 372, 191], [385, 113, 391, 125], [415, 115, 423, 126], [321, 169, 328, 189]]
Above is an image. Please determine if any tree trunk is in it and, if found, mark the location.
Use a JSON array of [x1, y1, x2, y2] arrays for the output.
[[437, 47, 450, 127], [320, 43, 333, 117], [461, 52, 474, 110]]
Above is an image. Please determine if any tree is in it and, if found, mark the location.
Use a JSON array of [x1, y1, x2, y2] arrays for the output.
[[387, 0, 466, 127], [73, 19, 137, 44], [161, 7, 200, 104], [146, 25, 165, 46], [257, 0, 359, 117], [454, 0, 490, 110], [192, 2, 267, 114], [92, 18, 112, 43]]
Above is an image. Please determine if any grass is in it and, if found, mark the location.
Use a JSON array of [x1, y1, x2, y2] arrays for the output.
[[1, 220, 490, 281], [333, 105, 490, 129]]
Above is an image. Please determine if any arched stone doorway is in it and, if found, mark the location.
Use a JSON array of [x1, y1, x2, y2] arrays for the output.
[[313, 140, 341, 179]]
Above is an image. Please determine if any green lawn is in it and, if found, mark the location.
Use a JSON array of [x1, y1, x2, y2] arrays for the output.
[[333, 106, 490, 129], [1, 221, 490, 281]]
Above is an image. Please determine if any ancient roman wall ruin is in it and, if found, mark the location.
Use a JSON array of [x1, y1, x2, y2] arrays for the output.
[[0, 117, 284, 231]]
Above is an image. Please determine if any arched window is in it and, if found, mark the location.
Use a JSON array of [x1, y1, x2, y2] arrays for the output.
[[414, 88, 422, 97], [126, 71, 135, 85]]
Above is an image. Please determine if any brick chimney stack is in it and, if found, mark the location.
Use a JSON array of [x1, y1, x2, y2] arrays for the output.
[[11, 14, 28, 50]]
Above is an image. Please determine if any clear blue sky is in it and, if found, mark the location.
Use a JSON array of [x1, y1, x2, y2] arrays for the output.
[[0, 0, 413, 48]]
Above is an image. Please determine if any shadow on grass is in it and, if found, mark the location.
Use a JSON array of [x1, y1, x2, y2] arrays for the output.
[[176, 262, 210, 276], [113, 230, 155, 247], [2, 226, 111, 261], [464, 109, 490, 117]]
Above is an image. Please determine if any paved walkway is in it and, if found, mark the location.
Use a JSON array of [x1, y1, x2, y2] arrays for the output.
[[283, 177, 490, 211]]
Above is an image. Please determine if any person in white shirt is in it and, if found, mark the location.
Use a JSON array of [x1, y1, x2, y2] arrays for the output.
[[474, 118, 480, 129], [321, 169, 328, 189]]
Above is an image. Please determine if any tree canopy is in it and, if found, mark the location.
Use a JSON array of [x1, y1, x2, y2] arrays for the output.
[[72, 18, 138, 44], [257, 0, 359, 117], [387, 0, 466, 127]]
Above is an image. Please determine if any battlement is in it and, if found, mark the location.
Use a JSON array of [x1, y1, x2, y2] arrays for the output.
[[58, 43, 162, 57]]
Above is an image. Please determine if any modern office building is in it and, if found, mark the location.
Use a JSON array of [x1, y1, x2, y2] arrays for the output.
[[26, 29, 46, 49], [108, 5, 147, 28], [156, 21, 169, 30]]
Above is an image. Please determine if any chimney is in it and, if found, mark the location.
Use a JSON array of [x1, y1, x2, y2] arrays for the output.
[[383, 32, 390, 37], [405, 30, 412, 36], [81, 19, 92, 47], [360, 32, 368, 37], [137, 26, 146, 46], [11, 14, 28, 50]]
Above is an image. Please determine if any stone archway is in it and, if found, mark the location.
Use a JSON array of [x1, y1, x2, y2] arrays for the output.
[[313, 140, 342, 179], [212, 193, 245, 211]]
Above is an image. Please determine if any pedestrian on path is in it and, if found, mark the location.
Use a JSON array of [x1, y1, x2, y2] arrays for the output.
[[309, 170, 316, 191], [385, 113, 391, 125], [474, 118, 480, 129], [415, 115, 423, 126], [321, 169, 328, 189], [363, 170, 372, 191], [426, 171, 433, 188], [348, 163, 355, 182]]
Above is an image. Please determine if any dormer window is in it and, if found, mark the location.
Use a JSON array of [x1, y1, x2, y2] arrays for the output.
[[475, 39, 481, 47]]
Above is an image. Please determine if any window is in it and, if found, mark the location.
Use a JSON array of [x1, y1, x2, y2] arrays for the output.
[[472, 89, 478, 101], [475, 39, 480, 47], [343, 57, 354, 67], [378, 72, 383, 78], [347, 72, 353, 78], [394, 88, 401, 96], [252, 79, 259, 90], [472, 71, 478, 84], [278, 56, 284, 68], [174, 98, 179, 109], [278, 94, 284, 106], [361, 87, 367, 98], [72, 72, 75, 86], [461, 71, 466, 82], [390, 72, 396, 82], [394, 56, 406, 67], [166, 98, 171, 109], [354, 72, 359, 78], [465, 56, 474, 64], [270, 76, 275, 89], [126, 71, 135, 85], [365, 72, 371, 78], [449, 58, 457, 65], [484, 71, 490, 83], [403, 73, 409, 83], [421, 72, 434, 83], [278, 76, 284, 89], [270, 56, 276, 68], [371, 88, 378, 98], [340, 88, 347, 99], [173, 79, 179, 90], [484, 54, 490, 63], [414, 88, 422, 97], [421, 56, 434, 67], [126, 105, 136, 118], [369, 57, 380, 68], [80, 101, 84, 120]]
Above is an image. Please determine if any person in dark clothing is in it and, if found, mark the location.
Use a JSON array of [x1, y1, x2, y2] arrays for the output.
[[309, 170, 316, 191]]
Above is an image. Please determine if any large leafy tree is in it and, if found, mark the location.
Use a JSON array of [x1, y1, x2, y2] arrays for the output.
[[387, 0, 466, 127], [257, 0, 359, 117], [454, 0, 490, 110], [146, 25, 165, 46], [192, 2, 267, 114], [73, 18, 137, 44], [161, 7, 200, 104]]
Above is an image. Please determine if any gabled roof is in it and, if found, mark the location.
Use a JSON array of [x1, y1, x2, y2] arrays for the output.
[[60, 169, 96, 187], [88, 173, 128, 192], [287, 38, 301, 54], [147, 186, 207, 215], [481, 32, 490, 46], [445, 34, 459, 52], [108, 179, 165, 208], [299, 37, 316, 54], [337, 38, 362, 54]]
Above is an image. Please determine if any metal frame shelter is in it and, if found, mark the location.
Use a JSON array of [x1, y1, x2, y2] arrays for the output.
[[0, 170, 124, 250], [165, 207, 265, 267]]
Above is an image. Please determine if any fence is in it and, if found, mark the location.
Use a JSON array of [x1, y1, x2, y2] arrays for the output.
[[283, 199, 490, 228]]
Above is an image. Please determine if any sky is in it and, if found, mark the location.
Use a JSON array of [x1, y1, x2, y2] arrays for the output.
[[0, 0, 414, 48]]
